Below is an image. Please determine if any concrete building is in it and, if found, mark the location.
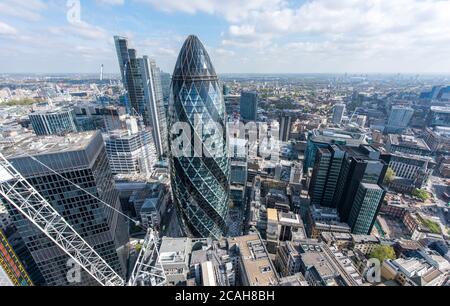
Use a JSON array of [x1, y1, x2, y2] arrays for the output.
[[382, 258, 447, 286], [158, 237, 193, 286], [279, 240, 363, 286], [380, 152, 435, 190], [306, 205, 351, 239], [423, 126, 450, 153], [104, 117, 158, 176], [386, 134, 432, 156], [429, 106, 450, 127], [228, 234, 278, 286], [266, 208, 306, 254]]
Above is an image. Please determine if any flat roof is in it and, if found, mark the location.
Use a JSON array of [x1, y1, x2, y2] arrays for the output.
[[228, 235, 277, 286], [431, 106, 450, 113], [388, 134, 430, 151], [360, 182, 383, 190], [267, 208, 278, 222], [1, 131, 98, 158]]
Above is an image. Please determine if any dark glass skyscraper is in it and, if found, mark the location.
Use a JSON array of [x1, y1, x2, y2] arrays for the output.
[[240, 91, 258, 122], [168, 35, 230, 239], [2, 131, 128, 285]]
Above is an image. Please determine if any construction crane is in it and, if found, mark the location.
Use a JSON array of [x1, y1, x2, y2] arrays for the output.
[[0, 152, 165, 286]]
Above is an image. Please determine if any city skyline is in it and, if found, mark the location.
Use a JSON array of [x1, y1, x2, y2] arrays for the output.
[[1, 0, 450, 74]]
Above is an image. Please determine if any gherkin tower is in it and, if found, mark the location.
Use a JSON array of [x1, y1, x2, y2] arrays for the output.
[[168, 35, 230, 238]]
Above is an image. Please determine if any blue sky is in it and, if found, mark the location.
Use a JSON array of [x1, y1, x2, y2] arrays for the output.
[[1, 0, 450, 74]]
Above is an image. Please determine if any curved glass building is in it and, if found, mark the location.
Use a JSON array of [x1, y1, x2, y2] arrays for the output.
[[168, 35, 230, 238]]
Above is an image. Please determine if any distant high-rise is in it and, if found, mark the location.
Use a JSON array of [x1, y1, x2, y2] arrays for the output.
[[386, 106, 414, 133], [279, 115, 292, 142], [114, 36, 168, 159], [2, 131, 128, 285], [168, 35, 230, 239], [348, 183, 386, 235], [159, 71, 172, 107], [29, 108, 77, 136], [332, 103, 346, 125], [240, 91, 258, 122]]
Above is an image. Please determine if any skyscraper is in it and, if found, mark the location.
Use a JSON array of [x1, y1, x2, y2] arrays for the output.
[[279, 115, 292, 142], [348, 183, 386, 235], [335, 146, 387, 224], [332, 103, 346, 125], [2, 131, 128, 285], [240, 91, 258, 122], [309, 144, 345, 208], [309, 147, 332, 207], [386, 106, 414, 133], [168, 35, 230, 239], [114, 36, 168, 159]]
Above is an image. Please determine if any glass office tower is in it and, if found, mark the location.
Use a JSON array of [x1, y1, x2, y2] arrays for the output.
[[168, 35, 230, 239]]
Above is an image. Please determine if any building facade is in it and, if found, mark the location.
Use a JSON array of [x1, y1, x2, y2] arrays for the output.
[[240, 91, 258, 122], [29, 108, 77, 136], [385, 106, 414, 133], [2, 131, 128, 285], [348, 183, 386, 235], [332, 103, 346, 125], [114, 36, 168, 159], [104, 118, 158, 176], [168, 35, 230, 239]]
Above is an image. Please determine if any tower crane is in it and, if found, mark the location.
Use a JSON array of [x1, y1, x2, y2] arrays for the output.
[[0, 152, 165, 286]]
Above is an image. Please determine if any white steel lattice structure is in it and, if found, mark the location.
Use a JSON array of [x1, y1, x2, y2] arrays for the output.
[[128, 229, 166, 286], [0, 153, 125, 287]]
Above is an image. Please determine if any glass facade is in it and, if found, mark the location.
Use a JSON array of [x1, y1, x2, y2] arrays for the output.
[[168, 35, 230, 239], [29, 108, 77, 136], [4, 132, 128, 285], [348, 183, 386, 235], [240, 91, 258, 122], [114, 36, 168, 159]]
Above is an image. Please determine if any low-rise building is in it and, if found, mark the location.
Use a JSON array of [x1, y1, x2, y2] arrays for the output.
[[228, 234, 279, 286], [382, 258, 447, 286]]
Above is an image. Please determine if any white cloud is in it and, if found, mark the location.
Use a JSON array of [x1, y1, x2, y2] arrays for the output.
[[95, 0, 125, 6], [0, 21, 18, 36], [141, 0, 284, 22], [0, 0, 47, 21]]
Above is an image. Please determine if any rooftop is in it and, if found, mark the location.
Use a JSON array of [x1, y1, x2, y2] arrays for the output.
[[431, 106, 450, 113], [1, 131, 98, 158], [388, 134, 431, 151], [228, 234, 278, 286]]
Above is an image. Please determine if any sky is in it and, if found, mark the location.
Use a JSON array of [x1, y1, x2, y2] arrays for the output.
[[1, 0, 450, 74]]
